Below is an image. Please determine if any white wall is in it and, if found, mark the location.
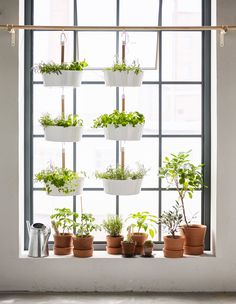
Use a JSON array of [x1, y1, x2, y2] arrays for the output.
[[1, 0, 236, 292]]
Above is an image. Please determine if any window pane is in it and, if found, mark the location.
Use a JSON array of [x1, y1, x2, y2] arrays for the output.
[[162, 85, 201, 135], [33, 191, 73, 241], [77, 0, 116, 25], [120, 0, 160, 25], [76, 138, 116, 188], [162, 0, 201, 26], [81, 191, 116, 241], [119, 85, 159, 135], [124, 139, 159, 188], [76, 85, 116, 135], [162, 32, 202, 81]]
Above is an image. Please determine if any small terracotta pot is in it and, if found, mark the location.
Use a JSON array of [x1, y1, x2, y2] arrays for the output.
[[163, 248, 184, 258], [131, 233, 148, 255], [163, 235, 185, 251], [53, 233, 73, 248], [73, 248, 93, 258], [106, 246, 122, 255], [106, 235, 124, 248], [54, 246, 73, 255], [73, 235, 94, 250], [180, 225, 207, 255], [121, 241, 136, 257], [143, 243, 154, 257]]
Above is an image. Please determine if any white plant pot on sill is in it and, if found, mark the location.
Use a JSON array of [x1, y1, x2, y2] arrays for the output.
[[48, 177, 85, 196], [42, 71, 83, 87], [102, 179, 143, 195], [44, 126, 83, 142], [104, 124, 144, 141], [104, 70, 144, 87]]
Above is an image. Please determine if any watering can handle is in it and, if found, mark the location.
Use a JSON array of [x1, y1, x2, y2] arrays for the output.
[[43, 228, 51, 252], [26, 220, 31, 236]]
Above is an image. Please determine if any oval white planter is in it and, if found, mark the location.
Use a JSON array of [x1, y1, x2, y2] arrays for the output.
[[44, 126, 83, 142], [104, 70, 143, 87], [104, 124, 144, 141], [47, 177, 85, 196], [102, 179, 143, 195], [42, 71, 83, 87]]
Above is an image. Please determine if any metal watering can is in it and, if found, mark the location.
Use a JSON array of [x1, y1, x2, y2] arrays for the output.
[[26, 221, 51, 258]]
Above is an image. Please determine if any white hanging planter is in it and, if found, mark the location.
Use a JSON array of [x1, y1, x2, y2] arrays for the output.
[[104, 70, 144, 87], [48, 177, 85, 196], [42, 71, 83, 87], [44, 126, 83, 142], [102, 179, 143, 195], [104, 124, 144, 141]]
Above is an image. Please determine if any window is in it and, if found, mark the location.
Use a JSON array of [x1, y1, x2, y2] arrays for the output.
[[24, 0, 211, 249]]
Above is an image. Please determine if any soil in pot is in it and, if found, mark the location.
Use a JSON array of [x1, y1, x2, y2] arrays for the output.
[[106, 235, 124, 255], [163, 235, 185, 258], [180, 224, 207, 255], [131, 233, 148, 255], [53, 233, 73, 255], [121, 241, 136, 257]]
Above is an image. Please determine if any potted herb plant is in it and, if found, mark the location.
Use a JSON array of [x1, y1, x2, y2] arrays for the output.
[[93, 110, 145, 141], [143, 240, 154, 257], [39, 113, 83, 142], [159, 151, 207, 255], [121, 226, 136, 258], [158, 201, 185, 258], [50, 208, 78, 255], [73, 213, 101, 258], [104, 60, 143, 87], [35, 166, 85, 196], [126, 211, 158, 255], [103, 215, 124, 255], [34, 60, 88, 87], [95, 164, 148, 195]]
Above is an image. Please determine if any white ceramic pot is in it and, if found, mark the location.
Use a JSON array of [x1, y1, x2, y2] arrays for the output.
[[102, 179, 143, 195], [47, 177, 85, 196], [42, 71, 83, 87], [44, 126, 83, 142], [104, 70, 144, 87], [104, 124, 144, 141]]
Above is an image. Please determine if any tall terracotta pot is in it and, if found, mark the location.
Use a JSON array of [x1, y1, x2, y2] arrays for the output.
[[53, 233, 73, 255], [131, 233, 148, 255], [180, 224, 207, 255], [163, 235, 185, 258], [106, 235, 124, 255], [121, 241, 136, 257], [73, 235, 94, 258]]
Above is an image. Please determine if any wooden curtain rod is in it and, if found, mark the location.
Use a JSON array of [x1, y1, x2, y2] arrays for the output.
[[0, 24, 234, 32]]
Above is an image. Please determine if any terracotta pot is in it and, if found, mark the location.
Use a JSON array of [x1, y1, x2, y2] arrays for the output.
[[106, 235, 124, 248], [163, 235, 185, 251], [180, 224, 207, 255], [53, 233, 73, 248], [73, 235, 94, 250], [106, 246, 122, 255], [143, 243, 154, 257], [121, 241, 136, 257], [54, 246, 73, 255], [73, 248, 93, 258], [131, 233, 148, 255], [163, 248, 184, 258]]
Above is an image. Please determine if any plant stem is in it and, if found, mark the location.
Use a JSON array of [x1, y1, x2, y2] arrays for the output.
[[175, 181, 188, 226]]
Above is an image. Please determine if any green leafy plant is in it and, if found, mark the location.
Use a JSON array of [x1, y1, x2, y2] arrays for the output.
[[103, 215, 123, 237], [124, 226, 134, 243], [158, 201, 183, 238], [39, 113, 83, 128], [95, 164, 148, 180], [159, 151, 206, 225], [35, 166, 84, 194], [93, 110, 145, 129], [105, 60, 143, 75], [126, 211, 158, 239], [74, 213, 101, 238], [34, 60, 88, 74], [50, 208, 78, 234]]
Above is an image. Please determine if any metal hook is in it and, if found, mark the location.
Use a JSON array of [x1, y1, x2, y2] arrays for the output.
[[220, 25, 229, 47], [7, 24, 15, 47], [60, 30, 67, 46]]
